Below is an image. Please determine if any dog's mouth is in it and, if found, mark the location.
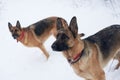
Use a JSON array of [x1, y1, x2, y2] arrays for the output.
[[51, 42, 70, 51]]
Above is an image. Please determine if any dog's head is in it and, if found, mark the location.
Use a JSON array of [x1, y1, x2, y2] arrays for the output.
[[8, 21, 22, 40], [52, 16, 84, 51]]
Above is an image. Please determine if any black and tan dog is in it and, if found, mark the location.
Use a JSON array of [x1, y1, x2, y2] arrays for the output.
[[52, 16, 120, 80], [8, 17, 68, 59]]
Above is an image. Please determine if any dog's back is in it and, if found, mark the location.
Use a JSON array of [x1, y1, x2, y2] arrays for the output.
[[29, 17, 56, 36], [29, 17, 67, 38], [85, 25, 120, 60]]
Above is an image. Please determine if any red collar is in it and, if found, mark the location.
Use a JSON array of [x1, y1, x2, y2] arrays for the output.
[[68, 50, 84, 64], [17, 30, 25, 42]]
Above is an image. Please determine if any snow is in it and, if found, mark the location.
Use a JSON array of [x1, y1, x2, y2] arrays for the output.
[[0, 0, 120, 80]]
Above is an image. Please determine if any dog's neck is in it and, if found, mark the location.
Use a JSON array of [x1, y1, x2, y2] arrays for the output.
[[64, 37, 84, 64], [17, 30, 25, 42], [17, 29, 28, 44]]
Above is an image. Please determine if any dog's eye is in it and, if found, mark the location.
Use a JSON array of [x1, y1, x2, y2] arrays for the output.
[[61, 34, 69, 40], [11, 30, 13, 32], [56, 33, 61, 38], [56, 34, 59, 38], [56, 33, 69, 40]]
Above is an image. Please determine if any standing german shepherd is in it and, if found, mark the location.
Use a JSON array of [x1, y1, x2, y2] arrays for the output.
[[8, 17, 68, 59], [52, 16, 120, 80]]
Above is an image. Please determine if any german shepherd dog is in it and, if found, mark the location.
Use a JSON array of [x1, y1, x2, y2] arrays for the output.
[[8, 17, 68, 59], [52, 16, 120, 80]]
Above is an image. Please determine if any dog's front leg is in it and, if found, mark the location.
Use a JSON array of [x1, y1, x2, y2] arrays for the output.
[[89, 44, 105, 80], [38, 44, 49, 59]]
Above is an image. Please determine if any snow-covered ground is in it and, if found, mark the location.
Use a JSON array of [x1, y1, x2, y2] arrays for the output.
[[0, 0, 120, 80]]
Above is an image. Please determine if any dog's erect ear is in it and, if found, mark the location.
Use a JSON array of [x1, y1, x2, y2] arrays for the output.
[[57, 18, 64, 31], [69, 16, 78, 38], [8, 22, 12, 32], [79, 33, 85, 37], [16, 20, 21, 29]]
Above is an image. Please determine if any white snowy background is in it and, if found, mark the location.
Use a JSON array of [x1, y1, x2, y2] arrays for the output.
[[0, 0, 120, 80]]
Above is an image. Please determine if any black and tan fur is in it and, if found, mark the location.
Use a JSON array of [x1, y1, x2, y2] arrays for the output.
[[52, 16, 120, 80], [8, 17, 68, 59]]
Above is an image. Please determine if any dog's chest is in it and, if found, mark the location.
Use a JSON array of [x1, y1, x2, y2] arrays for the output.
[[70, 50, 93, 78], [71, 60, 92, 79]]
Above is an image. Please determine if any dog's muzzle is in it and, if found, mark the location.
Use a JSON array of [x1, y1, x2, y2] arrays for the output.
[[51, 42, 69, 51], [12, 34, 19, 39]]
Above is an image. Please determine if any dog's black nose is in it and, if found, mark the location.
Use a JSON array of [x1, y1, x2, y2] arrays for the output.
[[12, 34, 19, 39], [51, 44, 57, 51]]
